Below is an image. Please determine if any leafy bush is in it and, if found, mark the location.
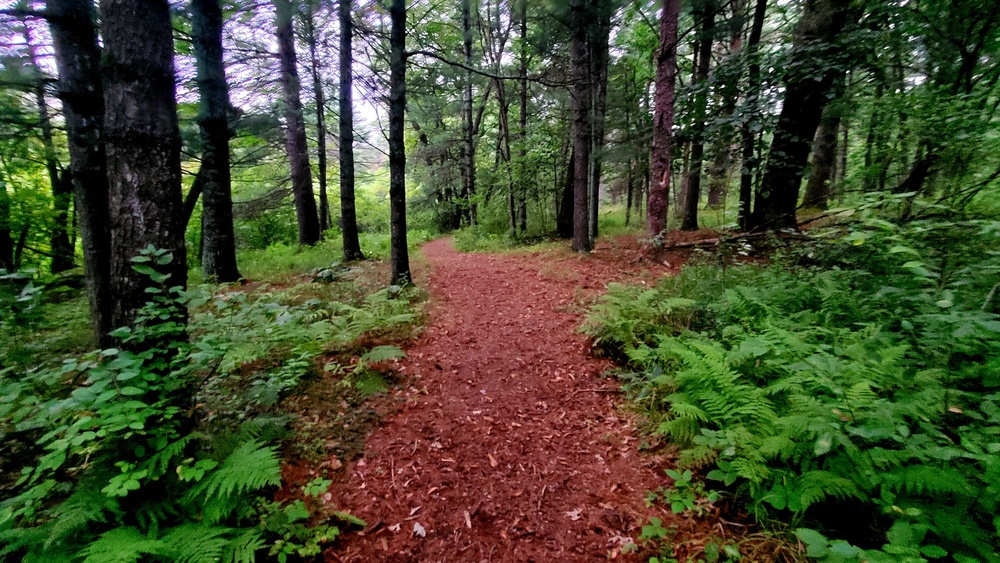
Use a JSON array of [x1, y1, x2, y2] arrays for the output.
[[585, 220, 1000, 562], [0, 248, 383, 561]]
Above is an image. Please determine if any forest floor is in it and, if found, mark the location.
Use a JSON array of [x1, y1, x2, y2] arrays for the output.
[[304, 235, 735, 562]]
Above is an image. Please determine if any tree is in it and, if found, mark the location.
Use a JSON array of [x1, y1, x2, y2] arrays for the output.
[[48, 0, 114, 344], [100, 0, 187, 333], [21, 19, 73, 273], [801, 97, 841, 209], [0, 179, 11, 271], [460, 0, 476, 225], [648, 0, 681, 235], [587, 1, 612, 245], [388, 0, 410, 285], [680, 1, 715, 231], [191, 0, 241, 282], [514, 0, 530, 233], [737, 0, 767, 230], [570, 0, 592, 252], [749, 0, 855, 230], [338, 0, 364, 261], [275, 0, 320, 246]]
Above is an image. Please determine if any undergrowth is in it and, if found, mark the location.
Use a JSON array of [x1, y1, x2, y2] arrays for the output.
[[585, 218, 1000, 562], [0, 247, 421, 561]]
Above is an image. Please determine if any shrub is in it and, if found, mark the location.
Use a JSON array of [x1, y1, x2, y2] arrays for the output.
[[585, 220, 1000, 562]]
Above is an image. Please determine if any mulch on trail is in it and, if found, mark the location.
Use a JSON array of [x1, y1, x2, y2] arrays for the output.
[[323, 237, 689, 562]]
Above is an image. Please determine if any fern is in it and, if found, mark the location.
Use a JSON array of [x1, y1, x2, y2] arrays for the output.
[[192, 440, 281, 524], [80, 527, 166, 563], [586, 231, 1000, 560], [160, 524, 233, 563]]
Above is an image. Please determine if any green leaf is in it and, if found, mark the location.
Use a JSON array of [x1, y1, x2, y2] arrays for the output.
[[795, 528, 829, 557]]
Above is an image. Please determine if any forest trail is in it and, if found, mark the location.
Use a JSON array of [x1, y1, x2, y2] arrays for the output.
[[328, 237, 684, 562]]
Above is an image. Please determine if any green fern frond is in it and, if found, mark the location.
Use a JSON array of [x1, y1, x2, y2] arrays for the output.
[[190, 440, 281, 523], [43, 487, 119, 550], [80, 527, 166, 563], [160, 524, 232, 563], [223, 528, 265, 563], [360, 345, 405, 364], [885, 465, 974, 497]]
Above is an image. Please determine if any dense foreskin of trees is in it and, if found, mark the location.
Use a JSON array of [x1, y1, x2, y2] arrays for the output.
[[192, 0, 241, 283], [100, 0, 187, 334], [48, 0, 114, 344]]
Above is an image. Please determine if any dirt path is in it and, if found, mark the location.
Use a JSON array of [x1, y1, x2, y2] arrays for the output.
[[328, 238, 683, 562]]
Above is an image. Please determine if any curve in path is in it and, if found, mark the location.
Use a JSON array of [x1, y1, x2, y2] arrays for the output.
[[329, 238, 678, 562]]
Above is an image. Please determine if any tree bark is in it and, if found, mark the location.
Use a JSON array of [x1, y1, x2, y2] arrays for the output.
[[100, 0, 187, 334], [275, 0, 320, 246], [738, 0, 767, 230], [587, 3, 611, 246], [801, 102, 840, 209], [681, 4, 714, 231], [706, 0, 744, 209], [0, 179, 11, 271], [647, 0, 680, 236], [339, 0, 364, 261], [749, 0, 855, 231], [48, 0, 113, 344], [516, 0, 528, 233], [570, 0, 592, 253], [192, 0, 241, 283], [557, 143, 574, 238], [305, 6, 331, 235], [460, 0, 477, 226], [389, 0, 410, 285]]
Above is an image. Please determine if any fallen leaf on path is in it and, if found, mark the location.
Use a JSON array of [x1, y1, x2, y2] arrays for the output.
[[388, 523, 401, 532], [464, 510, 472, 528], [565, 508, 582, 521], [413, 522, 426, 537], [488, 453, 498, 467]]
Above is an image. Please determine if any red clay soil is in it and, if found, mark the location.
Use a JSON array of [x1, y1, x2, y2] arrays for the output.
[[324, 237, 688, 562]]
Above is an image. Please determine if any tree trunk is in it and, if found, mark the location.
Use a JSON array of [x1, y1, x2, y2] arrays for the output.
[[680, 4, 714, 231], [22, 21, 74, 273], [647, 0, 680, 235], [587, 3, 611, 246], [276, 0, 320, 246], [100, 0, 187, 334], [625, 159, 635, 226], [51, 171, 74, 271], [801, 102, 840, 209], [516, 0, 528, 233], [192, 0, 241, 283], [749, 0, 855, 231], [461, 0, 477, 225], [570, 0, 592, 253], [706, 0, 744, 209], [557, 144, 574, 238], [305, 6, 331, 235], [339, 0, 365, 261], [0, 180, 11, 271], [48, 0, 113, 344], [388, 0, 410, 285], [738, 0, 767, 230]]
